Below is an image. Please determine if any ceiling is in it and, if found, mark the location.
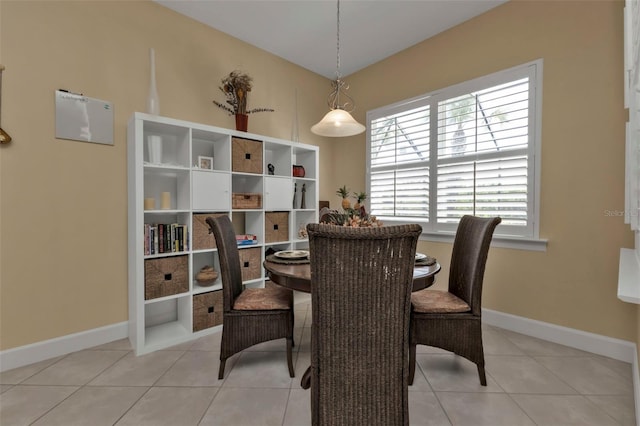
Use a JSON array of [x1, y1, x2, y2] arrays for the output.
[[155, 0, 508, 79]]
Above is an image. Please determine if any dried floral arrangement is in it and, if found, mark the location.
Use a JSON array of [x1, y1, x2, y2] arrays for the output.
[[213, 70, 274, 116], [320, 186, 382, 228], [322, 209, 383, 228]]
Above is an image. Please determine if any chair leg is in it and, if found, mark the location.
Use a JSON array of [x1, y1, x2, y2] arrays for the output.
[[291, 311, 295, 347], [408, 343, 416, 385], [477, 363, 487, 386], [218, 358, 226, 380], [287, 338, 295, 378], [301, 366, 311, 389]]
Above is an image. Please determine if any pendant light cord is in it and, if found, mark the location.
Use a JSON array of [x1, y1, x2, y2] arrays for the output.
[[336, 0, 341, 80]]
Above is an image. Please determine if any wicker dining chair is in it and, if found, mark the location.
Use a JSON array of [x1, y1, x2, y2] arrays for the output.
[[206, 215, 295, 379], [408, 215, 501, 386], [304, 223, 422, 426]]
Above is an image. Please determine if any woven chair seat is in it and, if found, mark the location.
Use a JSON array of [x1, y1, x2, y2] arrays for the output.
[[411, 289, 470, 313], [233, 287, 291, 310]]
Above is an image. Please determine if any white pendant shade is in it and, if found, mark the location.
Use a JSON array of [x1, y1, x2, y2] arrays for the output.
[[312, 0, 365, 138], [311, 109, 366, 137]]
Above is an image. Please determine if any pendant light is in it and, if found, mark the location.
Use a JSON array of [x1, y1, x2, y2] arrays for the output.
[[311, 0, 365, 137]]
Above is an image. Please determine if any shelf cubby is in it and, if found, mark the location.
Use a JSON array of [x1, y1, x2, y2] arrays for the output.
[[192, 129, 231, 171]]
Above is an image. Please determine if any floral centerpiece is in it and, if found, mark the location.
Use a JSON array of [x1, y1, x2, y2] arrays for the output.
[[321, 186, 382, 228], [213, 70, 274, 131]]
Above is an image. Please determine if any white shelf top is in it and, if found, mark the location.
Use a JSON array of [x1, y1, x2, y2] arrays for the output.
[[617, 248, 640, 304]]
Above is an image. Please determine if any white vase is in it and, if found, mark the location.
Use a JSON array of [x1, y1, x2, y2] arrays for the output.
[[291, 88, 299, 142], [148, 135, 163, 164], [146, 48, 162, 164], [147, 48, 160, 115]]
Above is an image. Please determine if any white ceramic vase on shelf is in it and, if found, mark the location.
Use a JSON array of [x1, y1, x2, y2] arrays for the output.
[[147, 135, 162, 164], [146, 48, 162, 164], [147, 48, 160, 115], [291, 88, 299, 142]]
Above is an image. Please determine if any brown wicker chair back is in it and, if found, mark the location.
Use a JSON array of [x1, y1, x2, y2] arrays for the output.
[[206, 214, 243, 312], [409, 215, 501, 387], [449, 215, 502, 315], [206, 215, 295, 380], [306, 223, 422, 426]]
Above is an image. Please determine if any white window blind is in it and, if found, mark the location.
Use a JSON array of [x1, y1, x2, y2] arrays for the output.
[[624, 0, 640, 231], [370, 103, 430, 219], [367, 61, 541, 238], [617, 0, 640, 305]]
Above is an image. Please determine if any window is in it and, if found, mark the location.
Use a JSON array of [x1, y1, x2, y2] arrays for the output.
[[624, 0, 640, 232], [367, 60, 542, 241], [617, 0, 640, 303]]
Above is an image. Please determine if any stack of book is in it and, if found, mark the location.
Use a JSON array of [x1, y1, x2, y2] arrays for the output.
[[236, 234, 257, 246], [144, 223, 189, 255]]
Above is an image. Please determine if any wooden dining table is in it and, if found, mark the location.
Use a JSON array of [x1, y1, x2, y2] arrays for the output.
[[263, 256, 441, 293]]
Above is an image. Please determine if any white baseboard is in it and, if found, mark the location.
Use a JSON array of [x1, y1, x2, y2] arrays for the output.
[[483, 308, 636, 362], [0, 321, 128, 373], [484, 308, 640, 423], [0, 309, 637, 376]]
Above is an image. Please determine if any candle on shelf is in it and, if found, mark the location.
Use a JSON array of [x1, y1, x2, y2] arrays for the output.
[[144, 198, 155, 210], [160, 192, 171, 210]]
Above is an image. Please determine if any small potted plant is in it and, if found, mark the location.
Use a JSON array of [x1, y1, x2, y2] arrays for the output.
[[336, 185, 351, 210], [213, 70, 274, 131], [353, 191, 367, 210]]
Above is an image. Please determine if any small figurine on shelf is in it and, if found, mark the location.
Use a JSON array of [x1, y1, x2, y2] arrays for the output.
[[268, 163, 275, 175], [293, 182, 297, 209], [301, 183, 306, 209], [298, 224, 308, 239]]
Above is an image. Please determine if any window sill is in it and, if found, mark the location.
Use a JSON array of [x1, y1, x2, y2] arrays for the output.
[[420, 232, 548, 252], [617, 248, 640, 304]]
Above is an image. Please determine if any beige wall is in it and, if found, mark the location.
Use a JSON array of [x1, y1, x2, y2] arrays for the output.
[[0, 0, 636, 351], [0, 0, 335, 350], [336, 0, 636, 340]]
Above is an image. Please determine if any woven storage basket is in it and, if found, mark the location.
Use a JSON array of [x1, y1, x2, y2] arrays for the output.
[[232, 137, 263, 174], [144, 255, 189, 300], [232, 193, 262, 209], [265, 212, 289, 243], [193, 291, 223, 331], [238, 247, 261, 281], [192, 213, 225, 250]]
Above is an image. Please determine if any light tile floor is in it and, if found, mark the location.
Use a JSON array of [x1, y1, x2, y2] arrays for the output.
[[0, 294, 636, 425]]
